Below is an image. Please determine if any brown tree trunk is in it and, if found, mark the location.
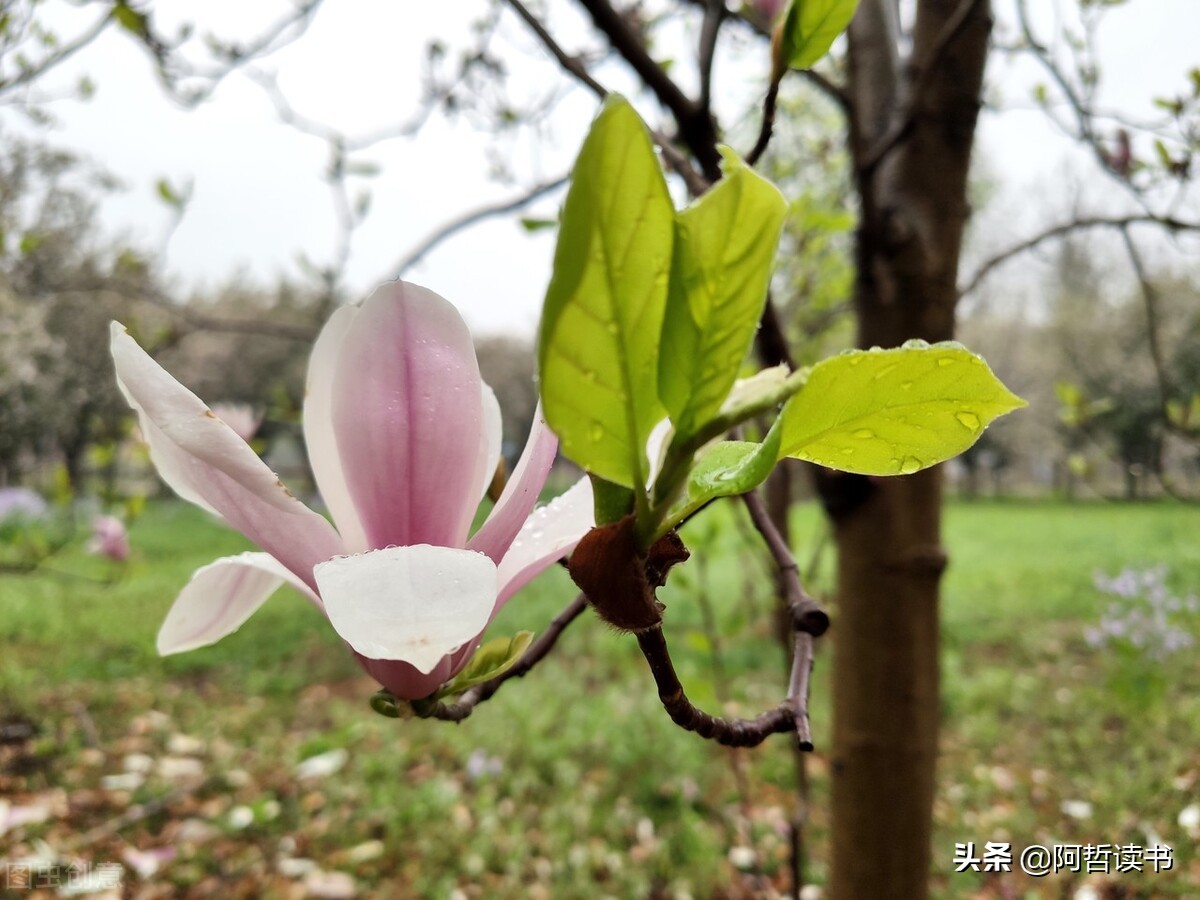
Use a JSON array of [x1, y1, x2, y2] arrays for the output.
[[827, 2, 992, 897]]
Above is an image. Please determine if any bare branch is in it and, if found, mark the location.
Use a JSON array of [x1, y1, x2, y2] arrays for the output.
[[860, 0, 985, 174], [142, 0, 326, 107], [0, 10, 111, 102], [617, 489, 830, 751], [744, 78, 781, 167], [503, 0, 607, 99], [698, 0, 727, 113], [501, 0, 709, 194], [392, 174, 570, 278], [679, 0, 850, 114], [960, 214, 1200, 297], [574, 0, 721, 180], [423, 594, 589, 722]]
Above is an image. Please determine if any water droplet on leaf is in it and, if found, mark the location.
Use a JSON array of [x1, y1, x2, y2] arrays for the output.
[[900, 456, 922, 475], [955, 411, 981, 431], [853, 429, 874, 439]]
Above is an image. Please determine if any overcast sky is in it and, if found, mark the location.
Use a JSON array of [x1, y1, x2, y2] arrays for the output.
[[11, 0, 1200, 336]]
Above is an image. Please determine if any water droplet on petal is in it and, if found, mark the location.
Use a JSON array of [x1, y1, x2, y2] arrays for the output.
[[955, 411, 981, 431]]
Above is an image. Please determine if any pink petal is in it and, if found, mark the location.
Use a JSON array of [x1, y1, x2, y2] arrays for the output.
[[157, 552, 320, 655], [303, 305, 370, 553], [494, 477, 594, 611], [314, 544, 497, 674], [112, 324, 342, 591], [466, 403, 558, 563], [353, 653, 459, 701], [329, 283, 486, 549]]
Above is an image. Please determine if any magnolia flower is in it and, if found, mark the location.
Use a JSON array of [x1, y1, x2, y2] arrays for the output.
[[88, 514, 130, 562], [110, 281, 593, 699]]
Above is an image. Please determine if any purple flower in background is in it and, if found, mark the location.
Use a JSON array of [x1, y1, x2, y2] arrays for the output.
[[88, 515, 130, 562], [1087, 566, 1197, 662], [111, 281, 593, 699], [0, 487, 48, 522]]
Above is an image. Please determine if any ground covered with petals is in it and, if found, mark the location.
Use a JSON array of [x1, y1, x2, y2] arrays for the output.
[[2, 499, 1199, 898]]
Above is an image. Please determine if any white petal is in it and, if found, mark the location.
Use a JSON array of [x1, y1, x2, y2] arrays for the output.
[[303, 305, 370, 553], [315, 544, 497, 674], [111, 323, 342, 591], [645, 417, 674, 488], [495, 477, 594, 608], [472, 382, 504, 505], [467, 402, 558, 564], [157, 552, 320, 655]]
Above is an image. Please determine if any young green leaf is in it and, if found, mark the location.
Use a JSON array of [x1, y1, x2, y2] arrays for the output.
[[658, 148, 787, 442], [663, 417, 784, 532], [435, 632, 535, 697], [777, 0, 861, 71], [539, 95, 674, 490], [778, 341, 1026, 475]]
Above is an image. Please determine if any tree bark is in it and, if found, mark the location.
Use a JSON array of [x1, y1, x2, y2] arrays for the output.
[[826, 2, 992, 898]]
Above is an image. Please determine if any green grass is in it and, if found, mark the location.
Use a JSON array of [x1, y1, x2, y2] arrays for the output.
[[1, 498, 1198, 897]]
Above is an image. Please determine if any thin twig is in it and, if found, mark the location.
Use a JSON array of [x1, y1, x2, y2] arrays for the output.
[[742, 491, 829, 636], [425, 594, 589, 722], [959, 214, 1200, 297], [745, 78, 781, 166], [0, 10, 111, 101], [502, 0, 709, 195], [393, 175, 569, 278], [504, 0, 607, 98]]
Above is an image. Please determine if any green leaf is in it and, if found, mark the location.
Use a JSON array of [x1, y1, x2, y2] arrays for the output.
[[778, 341, 1026, 475], [778, 0, 861, 71], [156, 178, 181, 208], [519, 217, 557, 233], [112, 3, 149, 37], [539, 95, 674, 490], [437, 632, 535, 696], [658, 148, 787, 442], [675, 417, 783, 521]]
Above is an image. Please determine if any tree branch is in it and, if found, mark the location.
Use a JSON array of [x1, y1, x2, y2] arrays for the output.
[[392, 174, 569, 278], [574, 0, 722, 180], [423, 593, 589, 722], [630, 488, 829, 750], [860, 0, 985, 174], [502, 0, 709, 195], [679, 0, 850, 114], [960, 214, 1200, 297], [503, 0, 607, 99], [698, 0, 727, 113], [0, 9, 111, 101]]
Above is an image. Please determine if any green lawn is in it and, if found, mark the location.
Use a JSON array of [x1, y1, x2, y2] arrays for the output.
[[1, 498, 1198, 897]]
